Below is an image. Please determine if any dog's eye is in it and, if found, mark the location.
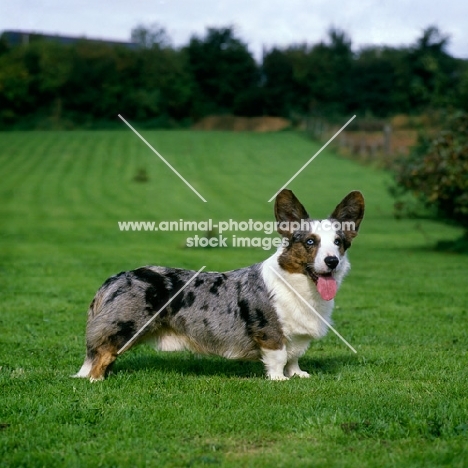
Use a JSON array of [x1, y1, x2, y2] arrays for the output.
[[334, 238, 341, 246], [306, 239, 315, 246]]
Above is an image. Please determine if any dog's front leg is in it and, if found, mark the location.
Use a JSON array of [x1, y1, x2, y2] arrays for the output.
[[261, 346, 289, 380], [284, 357, 310, 378], [284, 338, 311, 378]]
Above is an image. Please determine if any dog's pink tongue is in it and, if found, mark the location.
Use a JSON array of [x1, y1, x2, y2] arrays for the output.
[[317, 276, 337, 301]]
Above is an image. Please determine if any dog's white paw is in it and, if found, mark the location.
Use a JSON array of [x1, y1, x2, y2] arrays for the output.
[[268, 373, 289, 381], [89, 376, 104, 383], [284, 368, 310, 378]]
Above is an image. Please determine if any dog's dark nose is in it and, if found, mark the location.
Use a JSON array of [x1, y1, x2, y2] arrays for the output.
[[324, 256, 339, 270]]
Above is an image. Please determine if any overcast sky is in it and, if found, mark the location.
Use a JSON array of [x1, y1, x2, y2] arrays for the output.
[[1, 0, 467, 59]]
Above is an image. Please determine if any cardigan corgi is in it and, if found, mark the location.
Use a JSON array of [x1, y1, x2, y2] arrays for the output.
[[75, 189, 364, 381]]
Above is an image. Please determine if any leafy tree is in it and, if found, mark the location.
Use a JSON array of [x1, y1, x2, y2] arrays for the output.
[[62, 42, 134, 120], [305, 28, 353, 115], [0, 23, 467, 128], [261, 47, 296, 116], [0, 41, 73, 126], [348, 46, 418, 116], [392, 111, 468, 232], [456, 61, 468, 113], [406, 26, 458, 110], [185, 27, 259, 117], [131, 23, 171, 49], [0, 33, 9, 56], [0, 47, 32, 125], [262, 28, 353, 117], [135, 47, 194, 122]]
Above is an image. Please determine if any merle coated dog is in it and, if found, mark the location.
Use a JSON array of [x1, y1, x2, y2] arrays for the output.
[[75, 189, 364, 381]]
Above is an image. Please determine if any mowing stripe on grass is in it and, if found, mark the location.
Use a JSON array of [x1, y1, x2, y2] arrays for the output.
[[118, 114, 208, 202]]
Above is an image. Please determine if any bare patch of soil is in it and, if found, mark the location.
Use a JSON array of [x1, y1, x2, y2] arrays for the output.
[[193, 115, 291, 132]]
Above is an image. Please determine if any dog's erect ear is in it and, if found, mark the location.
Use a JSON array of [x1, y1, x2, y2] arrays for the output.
[[274, 189, 309, 238], [330, 191, 365, 240]]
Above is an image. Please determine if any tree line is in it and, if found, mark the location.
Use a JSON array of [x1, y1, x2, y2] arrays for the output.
[[0, 25, 467, 129]]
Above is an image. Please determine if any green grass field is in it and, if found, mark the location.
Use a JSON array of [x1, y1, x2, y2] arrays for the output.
[[0, 130, 467, 467]]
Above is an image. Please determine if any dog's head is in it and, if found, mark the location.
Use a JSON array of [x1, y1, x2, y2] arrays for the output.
[[274, 189, 365, 301]]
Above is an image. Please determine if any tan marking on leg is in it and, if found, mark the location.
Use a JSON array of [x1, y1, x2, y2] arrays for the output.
[[89, 346, 118, 382]]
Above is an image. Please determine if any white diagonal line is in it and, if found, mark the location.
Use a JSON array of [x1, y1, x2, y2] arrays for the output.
[[117, 266, 206, 355], [267, 266, 357, 353], [118, 114, 207, 202], [268, 115, 356, 202]]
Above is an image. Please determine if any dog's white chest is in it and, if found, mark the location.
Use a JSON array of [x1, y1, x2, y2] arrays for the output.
[[261, 255, 333, 339]]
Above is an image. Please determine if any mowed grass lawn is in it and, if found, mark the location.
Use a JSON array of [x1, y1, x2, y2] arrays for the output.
[[0, 129, 467, 467]]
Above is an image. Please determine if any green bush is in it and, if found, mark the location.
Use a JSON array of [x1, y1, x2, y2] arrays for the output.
[[391, 111, 468, 232]]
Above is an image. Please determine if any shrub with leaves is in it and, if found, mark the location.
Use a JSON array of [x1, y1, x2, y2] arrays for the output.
[[391, 111, 468, 232]]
